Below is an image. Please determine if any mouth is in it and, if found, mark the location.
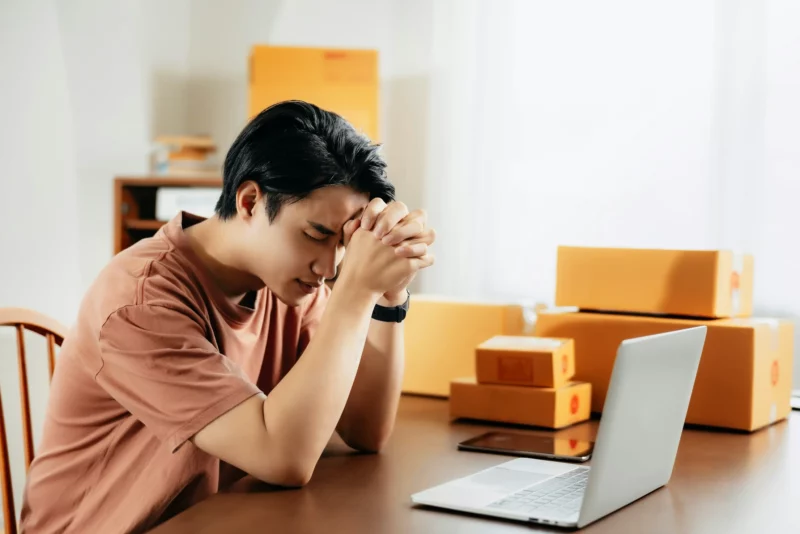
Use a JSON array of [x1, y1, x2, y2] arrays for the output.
[[296, 279, 322, 295]]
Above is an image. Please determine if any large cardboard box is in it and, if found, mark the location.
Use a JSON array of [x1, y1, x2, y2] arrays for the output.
[[476, 336, 575, 388], [555, 246, 754, 318], [248, 45, 379, 141], [450, 378, 592, 429], [534, 310, 793, 431], [402, 296, 531, 396]]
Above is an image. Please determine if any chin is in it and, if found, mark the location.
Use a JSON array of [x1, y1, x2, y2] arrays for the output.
[[270, 281, 315, 307]]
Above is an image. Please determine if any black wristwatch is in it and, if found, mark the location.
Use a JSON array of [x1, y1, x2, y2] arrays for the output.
[[372, 290, 411, 323]]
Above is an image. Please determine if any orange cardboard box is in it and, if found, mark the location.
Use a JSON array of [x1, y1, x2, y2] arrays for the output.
[[248, 45, 379, 141], [534, 310, 793, 431], [476, 336, 575, 388], [555, 246, 754, 318], [450, 378, 591, 429], [402, 296, 529, 396]]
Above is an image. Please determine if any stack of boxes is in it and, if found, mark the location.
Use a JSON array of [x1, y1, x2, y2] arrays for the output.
[[401, 247, 793, 433], [449, 336, 592, 429], [535, 246, 793, 432]]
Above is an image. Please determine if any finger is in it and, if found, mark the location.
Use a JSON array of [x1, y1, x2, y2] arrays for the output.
[[360, 198, 386, 231], [372, 201, 408, 239], [410, 253, 435, 270], [394, 230, 436, 252], [382, 219, 427, 246], [406, 208, 427, 228], [342, 218, 361, 247], [395, 242, 428, 258]]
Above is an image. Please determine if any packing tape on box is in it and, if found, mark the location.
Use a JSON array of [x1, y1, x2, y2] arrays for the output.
[[520, 305, 537, 334], [759, 319, 781, 424], [729, 317, 782, 424], [523, 305, 580, 335], [731, 251, 745, 315], [728, 317, 781, 351]]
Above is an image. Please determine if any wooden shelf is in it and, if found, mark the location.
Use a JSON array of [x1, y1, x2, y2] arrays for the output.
[[115, 175, 223, 188], [114, 175, 223, 254]]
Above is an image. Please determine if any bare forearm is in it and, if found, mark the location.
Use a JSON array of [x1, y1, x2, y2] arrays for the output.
[[337, 294, 406, 452], [261, 281, 378, 478]]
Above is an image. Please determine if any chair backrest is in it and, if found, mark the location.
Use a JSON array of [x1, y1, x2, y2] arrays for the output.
[[0, 308, 68, 534]]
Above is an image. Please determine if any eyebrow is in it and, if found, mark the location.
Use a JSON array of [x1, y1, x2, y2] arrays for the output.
[[307, 208, 366, 237]]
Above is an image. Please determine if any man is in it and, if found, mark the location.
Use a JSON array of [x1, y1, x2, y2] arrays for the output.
[[20, 100, 436, 533]]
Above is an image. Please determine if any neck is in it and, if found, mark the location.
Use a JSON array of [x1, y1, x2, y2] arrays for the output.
[[184, 216, 265, 299]]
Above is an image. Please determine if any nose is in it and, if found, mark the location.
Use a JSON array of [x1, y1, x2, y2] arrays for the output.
[[312, 242, 345, 281]]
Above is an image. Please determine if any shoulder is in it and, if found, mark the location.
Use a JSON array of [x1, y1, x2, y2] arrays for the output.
[[79, 232, 208, 333]]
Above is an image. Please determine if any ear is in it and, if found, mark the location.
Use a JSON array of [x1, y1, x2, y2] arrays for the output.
[[235, 181, 261, 221]]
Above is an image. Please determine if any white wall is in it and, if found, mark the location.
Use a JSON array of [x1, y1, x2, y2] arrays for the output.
[[0, 1, 82, 326], [57, 0, 193, 297], [0, 0, 81, 523]]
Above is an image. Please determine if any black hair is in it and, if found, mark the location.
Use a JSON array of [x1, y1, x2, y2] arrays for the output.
[[215, 100, 395, 221]]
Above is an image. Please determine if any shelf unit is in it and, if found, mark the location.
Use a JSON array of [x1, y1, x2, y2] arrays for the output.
[[114, 175, 223, 254]]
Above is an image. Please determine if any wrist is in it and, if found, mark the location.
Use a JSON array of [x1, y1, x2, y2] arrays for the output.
[[379, 289, 409, 307], [334, 274, 382, 309]]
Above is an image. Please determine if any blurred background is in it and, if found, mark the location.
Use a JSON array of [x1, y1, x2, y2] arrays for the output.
[[0, 0, 799, 520], [3, 0, 799, 321]]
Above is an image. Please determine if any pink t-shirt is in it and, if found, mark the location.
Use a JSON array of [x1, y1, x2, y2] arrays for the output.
[[20, 212, 329, 533]]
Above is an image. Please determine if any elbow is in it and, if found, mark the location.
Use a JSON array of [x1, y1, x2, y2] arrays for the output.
[[354, 434, 391, 454], [340, 425, 393, 454], [253, 459, 315, 488], [275, 466, 314, 488]]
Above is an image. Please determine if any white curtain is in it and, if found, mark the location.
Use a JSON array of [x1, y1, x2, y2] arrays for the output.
[[414, 0, 799, 379]]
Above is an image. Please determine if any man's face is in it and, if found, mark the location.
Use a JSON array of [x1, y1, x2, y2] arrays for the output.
[[241, 184, 369, 307]]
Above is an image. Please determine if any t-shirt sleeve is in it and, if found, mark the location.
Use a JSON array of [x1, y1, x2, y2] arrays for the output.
[[296, 284, 331, 357], [96, 304, 261, 452]]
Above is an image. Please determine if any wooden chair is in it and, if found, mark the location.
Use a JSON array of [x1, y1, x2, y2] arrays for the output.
[[0, 308, 68, 534]]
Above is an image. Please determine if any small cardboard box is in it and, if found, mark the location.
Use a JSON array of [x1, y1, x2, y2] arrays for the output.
[[248, 45, 379, 141], [450, 378, 592, 429], [555, 246, 754, 318], [402, 296, 530, 396], [534, 310, 793, 431], [476, 336, 575, 388]]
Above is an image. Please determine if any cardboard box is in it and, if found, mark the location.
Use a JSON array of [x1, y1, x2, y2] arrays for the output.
[[248, 45, 379, 141], [476, 336, 575, 388], [450, 378, 592, 429], [555, 246, 754, 318], [402, 296, 530, 396], [534, 310, 793, 431]]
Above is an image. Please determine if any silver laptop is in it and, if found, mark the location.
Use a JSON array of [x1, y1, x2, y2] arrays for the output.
[[411, 326, 707, 529]]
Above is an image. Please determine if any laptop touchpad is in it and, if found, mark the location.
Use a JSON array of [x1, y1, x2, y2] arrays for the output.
[[467, 467, 551, 493]]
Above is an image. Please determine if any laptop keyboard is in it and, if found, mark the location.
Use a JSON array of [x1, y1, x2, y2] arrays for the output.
[[488, 466, 589, 518]]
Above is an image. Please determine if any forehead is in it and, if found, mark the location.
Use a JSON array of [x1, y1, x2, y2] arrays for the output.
[[288, 185, 369, 224]]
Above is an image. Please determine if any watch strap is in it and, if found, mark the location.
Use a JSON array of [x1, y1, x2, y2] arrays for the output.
[[371, 291, 410, 323]]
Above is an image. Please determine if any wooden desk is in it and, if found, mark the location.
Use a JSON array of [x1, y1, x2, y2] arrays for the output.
[[150, 396, 799, 533]]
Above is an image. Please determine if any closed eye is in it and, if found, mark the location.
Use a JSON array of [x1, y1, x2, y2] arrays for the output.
[[305, 232, 327, 243]]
